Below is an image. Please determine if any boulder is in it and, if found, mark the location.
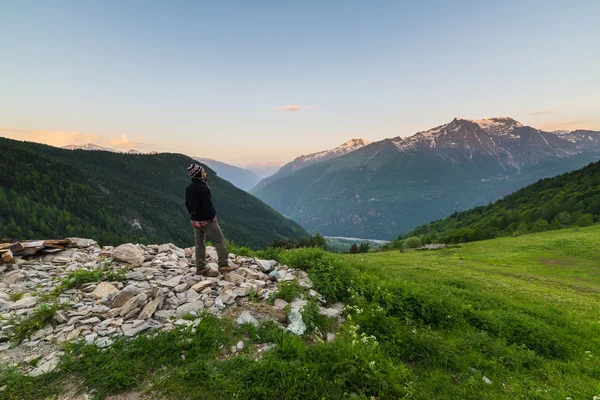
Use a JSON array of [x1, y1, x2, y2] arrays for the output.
[[92, 282, 119, 300], [112, 244, 144, 267]]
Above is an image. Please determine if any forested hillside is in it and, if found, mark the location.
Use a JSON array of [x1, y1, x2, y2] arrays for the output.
[[392, 160, 600, 246], [0, 138, 307, 248]]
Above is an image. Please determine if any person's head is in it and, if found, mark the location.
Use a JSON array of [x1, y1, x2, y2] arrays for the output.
[[188, 163, 207, 181]]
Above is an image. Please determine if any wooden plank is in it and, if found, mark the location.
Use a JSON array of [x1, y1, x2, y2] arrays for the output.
[[42, 244, 66, 250], [19, 246, 45, 256], [21, 240, 46, 248], [9, 243, 25, 254], [41, 248, 63, 254], [1, 249, 14, 264], [44, 239, 71, 246]]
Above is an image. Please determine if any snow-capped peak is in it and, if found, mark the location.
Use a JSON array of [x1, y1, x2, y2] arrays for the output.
[[336, 138, 370, 151], [62, 143, 116, 152], [464, 117, 523, 134], [288, 138, 371, 169]]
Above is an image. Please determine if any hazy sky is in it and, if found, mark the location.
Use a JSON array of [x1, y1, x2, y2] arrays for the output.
[[1, 0, 599, 165]]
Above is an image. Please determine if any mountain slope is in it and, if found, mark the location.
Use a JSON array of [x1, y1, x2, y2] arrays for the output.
[[396, 160, 600, 244], [0, 137, 307, 248], [252, 118, 600, 239], [195, 158, 261, 191], [252, 139, 370, 190]]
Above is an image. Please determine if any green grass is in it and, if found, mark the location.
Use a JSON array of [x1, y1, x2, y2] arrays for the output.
[[2, 225, 600, 399], [8, 303, 60, 343]]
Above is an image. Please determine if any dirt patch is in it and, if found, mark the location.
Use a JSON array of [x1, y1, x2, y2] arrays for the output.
[[538, 257, 579, 267]]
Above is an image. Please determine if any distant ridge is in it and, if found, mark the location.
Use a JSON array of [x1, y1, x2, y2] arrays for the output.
[[1, 137, 308, 248], [398, 159, 600, 245], [252, 117, 600, 239], [252, 138, 370, 190]]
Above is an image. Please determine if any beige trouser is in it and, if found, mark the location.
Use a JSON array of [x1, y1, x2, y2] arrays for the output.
[[194, 220, 229, 268]]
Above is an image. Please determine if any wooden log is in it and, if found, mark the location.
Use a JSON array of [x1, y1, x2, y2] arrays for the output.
[[41, 248, 63, 254], [44, 239, 71, 246], [19, 246, 45, 256], [1, 249, 14, 264], [0, 243, 26, 255], [21, 240, 46, 248]]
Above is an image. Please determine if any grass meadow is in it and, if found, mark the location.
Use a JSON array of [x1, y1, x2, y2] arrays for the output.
[[2, 225, 599, 399]]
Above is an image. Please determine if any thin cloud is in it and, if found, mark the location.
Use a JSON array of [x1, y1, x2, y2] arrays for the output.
[[109, 134, 149, 149], [0, 127, 150, 150], [530, 110, 558, 116], [539, 120, 590, 131], [0, 127, 103, 146], [273, 105, 310, 111]]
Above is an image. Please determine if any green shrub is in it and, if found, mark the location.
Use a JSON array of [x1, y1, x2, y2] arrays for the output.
[[274, 281, 304, 303], [403, 237, 422, 249], [576, 213, 594, 227]]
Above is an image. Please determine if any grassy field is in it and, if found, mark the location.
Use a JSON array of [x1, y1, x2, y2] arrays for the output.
[[2, 225, 599, 399]]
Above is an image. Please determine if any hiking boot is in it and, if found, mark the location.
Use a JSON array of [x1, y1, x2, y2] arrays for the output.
[[196, 267, 219, 277], [218, 261, 240, 274]]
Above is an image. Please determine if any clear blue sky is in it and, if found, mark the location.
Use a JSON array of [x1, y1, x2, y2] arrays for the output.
[[1, 0, 599, 165]]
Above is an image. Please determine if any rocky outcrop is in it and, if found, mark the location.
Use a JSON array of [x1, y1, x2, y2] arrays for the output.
[[0, 239, 343, 377]]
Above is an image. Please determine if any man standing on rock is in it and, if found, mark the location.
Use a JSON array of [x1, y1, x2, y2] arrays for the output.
[[185, 164, 239, 276]]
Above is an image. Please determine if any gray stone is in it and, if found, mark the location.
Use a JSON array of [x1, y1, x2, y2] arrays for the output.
[[112, 244, 145, 267], [92, 282, 119, 300], [122, 321, 150, 337], [236, 311, 259, 326], [161, 276, 182, 288], [3, 271, 26, 284], [10, 296, 37, 310], [257, 260, 276, 272], [154, 310, 175, 323], [191, 279, 216, 292], [66, 238, 98, 248], [223, 272, 246, 285], [111, 286, 141, 308], [138, 298, 160, 320], [286, 312, 306, 335], [176, 300, 204, 317], [119, 294, 147, 317], [273, 299, 289, 310], [158, 244, 171, 254], [319, 307, 341, 318]]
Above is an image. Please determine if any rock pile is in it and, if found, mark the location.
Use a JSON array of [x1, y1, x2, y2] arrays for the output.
[[0, 239, 343, 377], [417, 244, 448, 250]]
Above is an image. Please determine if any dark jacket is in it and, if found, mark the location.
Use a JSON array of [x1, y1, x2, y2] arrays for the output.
[[185, 179, 217, 221]]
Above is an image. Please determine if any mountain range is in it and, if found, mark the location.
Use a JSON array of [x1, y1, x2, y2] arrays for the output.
[[195, 158, 262, 191], [62, 143, 157, 155], [253, 139, 370, 189], [1, 138, 307, 248], [251, 117, 600, 239]]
